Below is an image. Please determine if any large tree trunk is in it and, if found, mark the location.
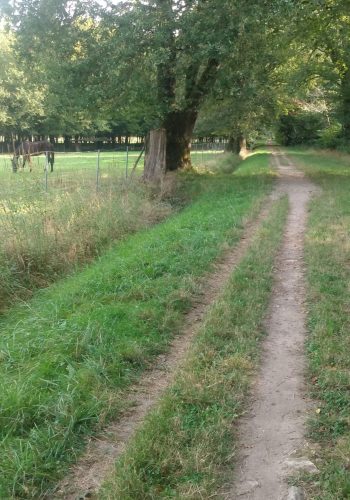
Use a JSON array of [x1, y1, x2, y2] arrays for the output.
[[74, 134, 80, 152], [163, 110, 197, 170], [238, 135, 247, 156], [143, 128, 166, 181], [226, 133, 247, 155], [226, 136, 239, 154]]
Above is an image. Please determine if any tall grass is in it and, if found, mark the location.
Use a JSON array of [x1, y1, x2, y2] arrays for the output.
[[0, 169, 174, 310], [0, 151, 244, 311], [0, 151, 275, 498]]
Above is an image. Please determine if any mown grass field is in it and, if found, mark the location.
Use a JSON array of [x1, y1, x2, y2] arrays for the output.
[[100, 196, 288, 499], [288, 148, 350, 499], [0, 151, 275, 498]]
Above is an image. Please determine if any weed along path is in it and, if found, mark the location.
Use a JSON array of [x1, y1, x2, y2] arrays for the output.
[[230, 151, 319, 500], [54, 194, 278, 500]]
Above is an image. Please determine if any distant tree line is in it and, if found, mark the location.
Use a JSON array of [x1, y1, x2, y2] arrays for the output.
[[0, 0, 349, 166]]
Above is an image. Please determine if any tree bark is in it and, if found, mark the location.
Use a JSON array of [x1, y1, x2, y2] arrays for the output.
[[64, 135, 71, 152], [74, 134, 80, 152], [163, 110, 198, 171], [226, 134, 247, 155], [143, 128, 166, 181], [226, 136, 239, 154], [154, 2, 220, 173], [239, 135, 247, 156]]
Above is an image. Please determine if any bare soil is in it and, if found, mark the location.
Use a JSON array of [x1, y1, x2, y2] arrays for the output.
[[53, 189, 276, 500], [226, 150, 319, 499]]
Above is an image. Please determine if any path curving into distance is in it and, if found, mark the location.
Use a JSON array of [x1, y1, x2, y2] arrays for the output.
[[228, 150, 319, 500]]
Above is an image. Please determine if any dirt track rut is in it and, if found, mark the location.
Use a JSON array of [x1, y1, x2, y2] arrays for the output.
[[228, 150, 319, 499]]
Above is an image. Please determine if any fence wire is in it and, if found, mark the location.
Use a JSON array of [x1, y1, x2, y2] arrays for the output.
[[0, 142, 226, 197]]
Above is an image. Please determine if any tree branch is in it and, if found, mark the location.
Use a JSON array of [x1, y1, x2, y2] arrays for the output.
[[185, 58, 220, 110]]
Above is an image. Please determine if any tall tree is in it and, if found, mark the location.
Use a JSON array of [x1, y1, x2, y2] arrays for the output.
[[281, 0, 350, 142], [310, 0, 350, 140], [102, 0, 283, 170], [2, 0, 110, 138], [0, 29, 44, 142], [195, 5, 287, 152]]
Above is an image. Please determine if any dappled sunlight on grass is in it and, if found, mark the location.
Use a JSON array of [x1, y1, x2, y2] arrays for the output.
[[248, 148, 272, 155], [235, 152, 277, 178], [191, 153, 241, 174]]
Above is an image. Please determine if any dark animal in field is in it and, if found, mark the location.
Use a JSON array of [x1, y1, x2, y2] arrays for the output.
[[12, 141, 55, 173]]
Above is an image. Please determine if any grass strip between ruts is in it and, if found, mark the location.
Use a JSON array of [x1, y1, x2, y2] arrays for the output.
[[100, 196, 288, 499], [288, 149, 350, 499], [0, 152, 275, 498]]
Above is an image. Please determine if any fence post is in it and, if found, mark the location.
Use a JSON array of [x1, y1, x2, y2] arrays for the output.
[[96, 149, 100, 192], [125, 146, 129, 179]]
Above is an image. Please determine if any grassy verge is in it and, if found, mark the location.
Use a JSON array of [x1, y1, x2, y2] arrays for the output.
[[0, 151, 240, 312], [100, 196, 288, 499], [191, 152, 242, 174], [0, 175, 173, 311], [288, 148, 350, 499], [0, 152, 274, 498]]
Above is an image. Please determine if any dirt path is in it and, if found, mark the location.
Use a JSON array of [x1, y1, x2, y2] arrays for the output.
[[53, 192, 277, 500], [228, 150, 319, 500]]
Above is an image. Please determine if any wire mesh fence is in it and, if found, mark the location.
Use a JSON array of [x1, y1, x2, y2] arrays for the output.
[[0, 149, 140, 200], [0, 142, 227, 198], [0, 142, 227, 273], [191, 141, 226, 168]]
